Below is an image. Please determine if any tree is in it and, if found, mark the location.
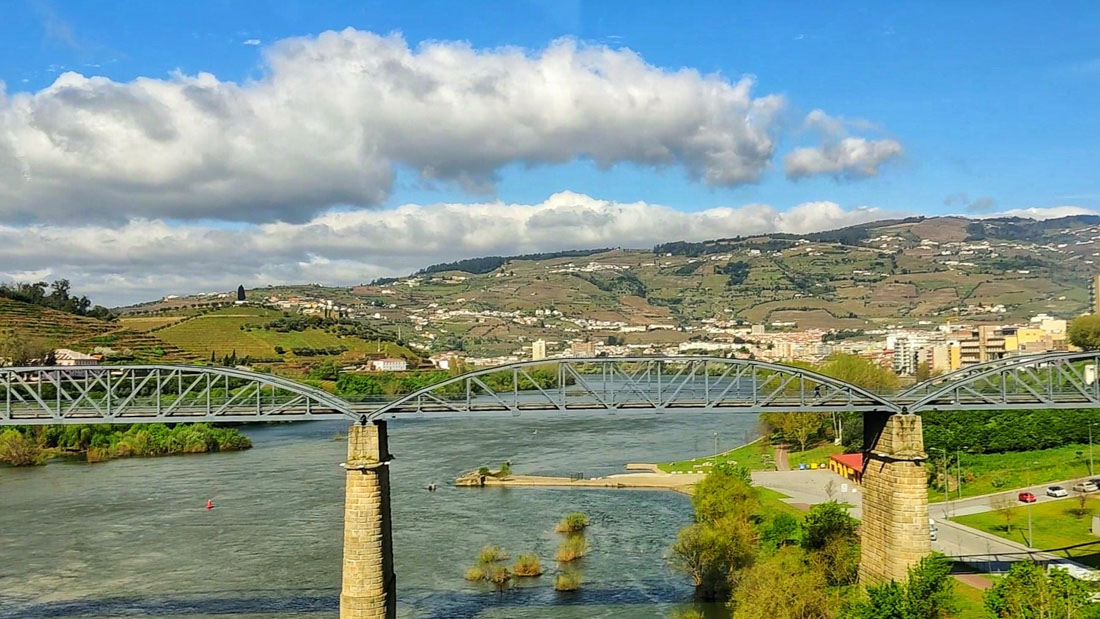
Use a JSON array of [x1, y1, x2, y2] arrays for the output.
[[1069, 314, 1100, 351], [991, 493, 1018, 533], [670, 515, 758, 599], [984, 562, 1094, 618], [845, 554, 956, 619], [802, 501, 860, 586], [0, 333, 52, 365], [818, 354, 900, 443], [729, 547, 835, 619], [691, 464, 758, 524], [801, 501, 858, 552]]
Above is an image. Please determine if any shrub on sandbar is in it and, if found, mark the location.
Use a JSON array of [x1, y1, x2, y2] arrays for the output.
[[555, 535, 588, 562], [555, 512, 590, 533], [554, 569, 583, 591], [513, 553, 542, 577]]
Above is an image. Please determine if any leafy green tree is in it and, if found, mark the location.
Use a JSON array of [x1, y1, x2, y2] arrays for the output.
[[760, 512, 801, 550], [670, 515, 757, 599], [691, 465, 758, 524], [801, 501, 858, 552], [308, 358, 340, 381], [729, 547, 835, 619], [1069, 314, 1100, 351], [984, 562, 1095, 618], [845, 554, 956, 619], [801, 501, 860, 586]]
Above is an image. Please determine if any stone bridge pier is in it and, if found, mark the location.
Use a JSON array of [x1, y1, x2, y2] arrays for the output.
[[859, 413, 931, 584], [341, 421, 396, 619]]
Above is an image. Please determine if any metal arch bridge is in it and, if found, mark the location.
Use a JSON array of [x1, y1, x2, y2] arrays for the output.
[[5, 351, 1100, 425]]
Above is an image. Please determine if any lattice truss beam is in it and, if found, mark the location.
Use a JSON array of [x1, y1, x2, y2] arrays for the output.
[[902, 351, 1100, 412], [0, 365, 352, 425], [368, 357, 899, 418]]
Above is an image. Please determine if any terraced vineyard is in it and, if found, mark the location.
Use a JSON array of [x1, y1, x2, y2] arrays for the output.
[[76, 329, 198, 363], [154, 306, 401, 360], [0, 297, 117, 345]]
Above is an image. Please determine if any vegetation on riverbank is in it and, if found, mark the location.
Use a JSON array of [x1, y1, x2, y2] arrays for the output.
[[928, 443, 1093, 501], [0, 423, 251, 466], [666, 461, 1062, 617], [952, 496, 1100, 567]]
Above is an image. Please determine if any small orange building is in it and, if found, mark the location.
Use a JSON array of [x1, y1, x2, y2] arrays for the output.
[[828, 452, 864, 484]]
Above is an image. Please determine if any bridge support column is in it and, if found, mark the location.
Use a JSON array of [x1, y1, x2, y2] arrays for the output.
[[859, 413, 930, 584], [341, 421, 396, 619]]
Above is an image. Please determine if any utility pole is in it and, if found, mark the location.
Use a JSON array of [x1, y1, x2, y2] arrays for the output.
[[1090, 423, 1095, 477], [957, 449, 963, 501], [1026, 461, 1038, 548], [934, 447, 949, 516], [713, 432, 719, 466]]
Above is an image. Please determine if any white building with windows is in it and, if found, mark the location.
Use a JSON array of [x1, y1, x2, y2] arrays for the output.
[[370, 358, 407, 372]]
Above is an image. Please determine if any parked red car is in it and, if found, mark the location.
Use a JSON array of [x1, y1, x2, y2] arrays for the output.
[[1018, 492, 1037, 503]]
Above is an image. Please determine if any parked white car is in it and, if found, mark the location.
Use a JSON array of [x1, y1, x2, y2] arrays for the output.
[[1047, 485, 1069, 498], [929, 518, 938, 542], [1073, 481, 1098, 493]]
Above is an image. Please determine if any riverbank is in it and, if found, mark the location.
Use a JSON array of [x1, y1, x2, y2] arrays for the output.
[[456, 467, 705, 494], [0, 423, 252, 466]]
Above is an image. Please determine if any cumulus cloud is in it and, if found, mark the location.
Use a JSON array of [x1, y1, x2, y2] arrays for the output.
[[784, 109, 902, 180], [982, 205, 1098, 220], [0, 29, 785, 223], [0, 192, 890, 305]]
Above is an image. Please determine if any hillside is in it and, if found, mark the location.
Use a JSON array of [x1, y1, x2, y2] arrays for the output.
[[105, 214, 1100, 358], [0, 297, 118, 345]]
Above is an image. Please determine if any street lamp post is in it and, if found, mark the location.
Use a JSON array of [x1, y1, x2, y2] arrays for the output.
[[1090, 423, 1095, 477], [1026, 461, 1038, 548], [713, 432, 719, 466], [934, 447, 950, 516]]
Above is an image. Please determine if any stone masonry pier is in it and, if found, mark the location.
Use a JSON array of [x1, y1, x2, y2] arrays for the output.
[[859, 413, 931, 584], [341, 421, 396, 619]]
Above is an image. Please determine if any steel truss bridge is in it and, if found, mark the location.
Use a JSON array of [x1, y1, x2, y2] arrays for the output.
[[4, 351, 1100, 425]]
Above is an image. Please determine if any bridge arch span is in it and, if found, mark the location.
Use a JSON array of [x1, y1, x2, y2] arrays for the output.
[[0, 364, 356, 425], [367, 356, 901, 420], [903, 350, 1100, 413]]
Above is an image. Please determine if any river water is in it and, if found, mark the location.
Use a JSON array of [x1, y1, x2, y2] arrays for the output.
[[0, 410, 758, 618]]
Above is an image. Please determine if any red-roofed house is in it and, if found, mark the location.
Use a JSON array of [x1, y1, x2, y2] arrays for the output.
[[828, 452, 864, 484]]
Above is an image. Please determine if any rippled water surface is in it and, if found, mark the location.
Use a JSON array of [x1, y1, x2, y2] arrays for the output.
[[0, 411, 757, 618]]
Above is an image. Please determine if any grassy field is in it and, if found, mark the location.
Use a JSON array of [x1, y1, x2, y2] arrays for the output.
[[757, 486, 805, 518], [952, 496, 1100, 567], [787, 442, 844, 469], [659, 440, 843, 473], [954, 578, 991, 619], [659, 439, 775, 473], [931, 443, 1094, 502]]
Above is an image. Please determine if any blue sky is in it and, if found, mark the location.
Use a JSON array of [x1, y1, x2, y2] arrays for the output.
[[1, 1, 1099, 303], [4, 0, 1098, 213]]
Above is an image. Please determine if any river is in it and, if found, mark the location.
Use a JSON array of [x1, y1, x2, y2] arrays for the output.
[[0, 410, 758, 618]]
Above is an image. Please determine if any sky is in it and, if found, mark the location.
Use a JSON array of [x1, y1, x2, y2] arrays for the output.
[[1, 1, 1098, 305]]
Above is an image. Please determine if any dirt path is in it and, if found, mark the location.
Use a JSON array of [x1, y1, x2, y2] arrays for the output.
[[774, 443, 790, 471]]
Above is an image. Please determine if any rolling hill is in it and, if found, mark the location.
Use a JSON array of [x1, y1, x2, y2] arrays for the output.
[[17, 214, 1100, 361]]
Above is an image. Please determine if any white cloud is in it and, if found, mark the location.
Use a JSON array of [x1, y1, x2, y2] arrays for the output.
[[784, 109, 902, 180], [982, 205, 1098, 220], [0, 29, 785, 223], [242, 39, 261, 46], [0, 192, 890, 305]]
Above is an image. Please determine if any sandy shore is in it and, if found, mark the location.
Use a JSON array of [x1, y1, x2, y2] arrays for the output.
[[456, 465, 704, 494]]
